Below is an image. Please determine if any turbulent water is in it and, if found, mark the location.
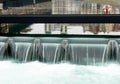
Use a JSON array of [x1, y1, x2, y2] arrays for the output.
[[0, 61, 120, 84]]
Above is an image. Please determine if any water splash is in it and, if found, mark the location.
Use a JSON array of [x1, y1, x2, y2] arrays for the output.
[[0, 61, 120, 84]]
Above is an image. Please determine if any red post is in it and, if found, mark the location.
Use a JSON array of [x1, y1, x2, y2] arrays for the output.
[[105, 5, 109, 15]]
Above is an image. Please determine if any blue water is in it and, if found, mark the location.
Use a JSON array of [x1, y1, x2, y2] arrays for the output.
[[0, 61, 120, 84]]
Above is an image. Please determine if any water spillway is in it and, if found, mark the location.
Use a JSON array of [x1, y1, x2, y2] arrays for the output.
[[0, 36, 120, 84], [0, 36, 119, 64], [0, 37, 9, 59], [69, 38, 109, 65]]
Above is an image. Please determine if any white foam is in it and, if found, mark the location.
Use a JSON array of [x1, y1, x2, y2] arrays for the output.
[[0, 61, 120, 84]]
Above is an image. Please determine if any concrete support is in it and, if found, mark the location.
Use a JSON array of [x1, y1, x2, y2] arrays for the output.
[[45, 24, 51, 34], [61, 25, 67, 34], [0, 3, 3, 14]]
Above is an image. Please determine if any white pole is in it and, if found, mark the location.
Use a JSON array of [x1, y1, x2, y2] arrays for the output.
[[33, 0, 36, 4], [33, 0, 36, 14]]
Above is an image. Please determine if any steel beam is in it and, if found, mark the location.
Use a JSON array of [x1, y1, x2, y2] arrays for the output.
[[0, 14, 120, 23]]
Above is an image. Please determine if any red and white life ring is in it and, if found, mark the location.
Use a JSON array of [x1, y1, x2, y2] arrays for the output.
[[103, 5, 112, 15]]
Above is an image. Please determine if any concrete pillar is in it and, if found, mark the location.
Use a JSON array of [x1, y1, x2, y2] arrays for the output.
[[91, 3, 97, 14], [45, 24, 51, 34], [61, 25, 67, 34], [0, 3, 3, 14], [105, 24, 113, 33], [115, 8, 119, 14]]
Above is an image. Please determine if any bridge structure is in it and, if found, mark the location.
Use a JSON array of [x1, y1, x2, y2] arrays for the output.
[[0, 14, 120, 23], [0, 0, 120, 34], [0, 14, 120, 35]]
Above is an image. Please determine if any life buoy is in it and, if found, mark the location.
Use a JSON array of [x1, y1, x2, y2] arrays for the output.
[[103, 5, 112, 15]]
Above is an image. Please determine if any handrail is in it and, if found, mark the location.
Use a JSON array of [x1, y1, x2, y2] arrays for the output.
[[0, 34, 120, 38], [0, 14, 120, 23]]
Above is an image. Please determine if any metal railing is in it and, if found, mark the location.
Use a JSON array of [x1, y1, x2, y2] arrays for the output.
[[2, 7, 51, 15]]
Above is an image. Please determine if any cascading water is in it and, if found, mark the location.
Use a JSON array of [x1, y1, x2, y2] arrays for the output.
[[0, 37, 118, 64], [15, 42, 32, 62], [0, 37, 120, 84], [68, 38, 110, 65], [0, 36, 119, 65], [0, 37, 9, 59], [70, 44, 108, 65], [0, 42, 5, 51], [42, 43, 60, 63], [0, 42, 6, 59], [116, 39, 120, 62]]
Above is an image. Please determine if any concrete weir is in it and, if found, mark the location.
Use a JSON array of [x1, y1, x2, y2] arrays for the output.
[[0, 36, 120, 64]]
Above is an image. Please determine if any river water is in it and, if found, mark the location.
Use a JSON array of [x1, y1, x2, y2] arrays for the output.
[[0, 61, 120, 84]]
